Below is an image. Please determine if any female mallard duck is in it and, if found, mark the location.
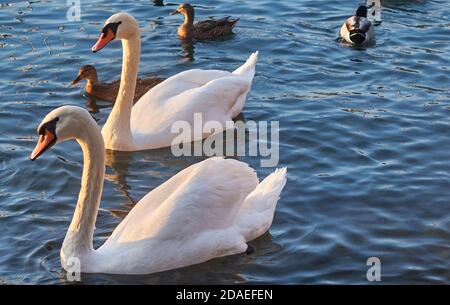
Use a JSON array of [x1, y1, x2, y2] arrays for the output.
[[170, 3, 239, 40], [340, 6, 375, 46], [71, 65, 165, 103]]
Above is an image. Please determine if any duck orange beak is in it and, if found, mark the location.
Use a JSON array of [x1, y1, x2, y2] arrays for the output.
[[91, 27, 115, 53], [30, 129, 56, 161], [170, 9, 181, 15]]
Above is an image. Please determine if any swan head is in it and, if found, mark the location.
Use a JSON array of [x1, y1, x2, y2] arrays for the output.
[[92, 12, 139, 53], [30, 106, 98, 161]]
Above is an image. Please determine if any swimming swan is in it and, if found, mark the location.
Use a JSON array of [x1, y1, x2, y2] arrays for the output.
[[29, 106, 287, 275], [91, 13, 257, 151]]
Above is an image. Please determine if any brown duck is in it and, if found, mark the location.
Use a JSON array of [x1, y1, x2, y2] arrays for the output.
[[71, 65, 165, 103], [170, 3, 239, 40]]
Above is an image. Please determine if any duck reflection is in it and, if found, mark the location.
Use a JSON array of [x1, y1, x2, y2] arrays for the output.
[[85, 96, 119, 115], [180, 37, 195, 62], [86, 96, 100, 114]]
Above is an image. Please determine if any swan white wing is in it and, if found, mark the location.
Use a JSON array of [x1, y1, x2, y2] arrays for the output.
[[134, 50, 258, 109], [131, 51, 258, 128], [116, 52, 258, 150], [103, 157, 259, 245], [93, 161, 287, 275], [133, 69, 233, 109], [130, 76, 251, 149]]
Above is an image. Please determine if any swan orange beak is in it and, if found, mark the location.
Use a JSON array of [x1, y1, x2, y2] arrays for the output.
[[30, 129, 56, 161], [91, 27, 115, 53]]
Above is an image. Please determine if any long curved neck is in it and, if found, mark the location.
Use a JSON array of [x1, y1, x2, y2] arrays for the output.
[[61, 125, 105, 263], [101, 31, 141, 150]]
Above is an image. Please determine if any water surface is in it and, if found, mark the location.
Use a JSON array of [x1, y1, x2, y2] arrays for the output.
[[0, 0, 449, 284]]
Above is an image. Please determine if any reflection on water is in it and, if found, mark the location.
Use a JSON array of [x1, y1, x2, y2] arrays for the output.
[[180, 38, 195, 62], [86, 96, 101, 114], [105, 150, 137, 210], [153, 0, 165, 7], [0, 0, 449, 284]]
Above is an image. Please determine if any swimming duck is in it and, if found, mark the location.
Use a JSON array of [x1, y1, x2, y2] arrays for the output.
[[170, 3, 239, 40], [71, 65, 165, 103], [340, 5, 375, 46]]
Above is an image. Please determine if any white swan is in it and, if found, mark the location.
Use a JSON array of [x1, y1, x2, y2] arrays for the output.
[[29, 106, 287, 275], [91, 12, 258, 151], [340, 6, 375, 46]]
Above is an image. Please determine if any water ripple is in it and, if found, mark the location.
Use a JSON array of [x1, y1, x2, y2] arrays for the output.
[[0, 0, 449, 284]]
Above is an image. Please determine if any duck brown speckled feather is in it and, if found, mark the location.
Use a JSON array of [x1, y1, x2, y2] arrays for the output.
[[193, 17, 239, 40], [171, 3, 239, 40]]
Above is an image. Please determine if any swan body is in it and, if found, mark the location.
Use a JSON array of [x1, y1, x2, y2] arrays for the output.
[[71, 65, 164, 103], [171, 3, 239, 40], [30, 106, 287, 275], [129, 56, 257, 150], [92, 13, 257, 151], [340, 6, 375, 46]]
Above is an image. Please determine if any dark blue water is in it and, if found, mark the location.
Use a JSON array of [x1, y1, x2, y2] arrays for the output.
[[0, 0, 449, 284]]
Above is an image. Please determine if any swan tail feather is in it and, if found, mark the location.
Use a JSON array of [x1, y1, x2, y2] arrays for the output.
[[228, 51, 258, 117], [232, 51, 258, 81], [236, 167, 287, 242]]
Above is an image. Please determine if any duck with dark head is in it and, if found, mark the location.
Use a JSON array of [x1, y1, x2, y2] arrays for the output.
[[340, 5, 375, 46], [170, 3, 239, 40]]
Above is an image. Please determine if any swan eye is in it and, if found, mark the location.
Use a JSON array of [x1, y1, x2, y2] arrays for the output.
[[103, 21, 122, 37], [38, 117, 59, 135]]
